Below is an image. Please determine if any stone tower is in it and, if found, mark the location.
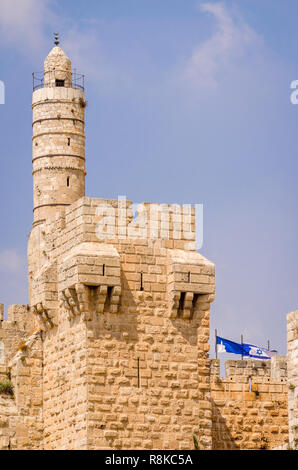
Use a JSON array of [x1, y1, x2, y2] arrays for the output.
[[28, 43, 86, 303], [32, 45, 86, 227], [0, 40, 295, 452], [25, 42, 217, 450]]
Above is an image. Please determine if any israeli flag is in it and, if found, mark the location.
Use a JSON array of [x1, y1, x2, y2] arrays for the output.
[[216, 336, 244, 355], [216, 336, 277, 359], [242, 343, 277, 360]]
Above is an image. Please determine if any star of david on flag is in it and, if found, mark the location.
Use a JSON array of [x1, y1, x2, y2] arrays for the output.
[[242, 343, 277, 360]]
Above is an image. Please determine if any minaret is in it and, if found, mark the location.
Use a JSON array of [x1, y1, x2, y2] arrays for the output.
[[32, 36, 86, 226]]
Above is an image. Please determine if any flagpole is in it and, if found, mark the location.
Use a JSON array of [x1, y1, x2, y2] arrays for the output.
[[215, 329, 218, 359], [241, 334, 243, 360]]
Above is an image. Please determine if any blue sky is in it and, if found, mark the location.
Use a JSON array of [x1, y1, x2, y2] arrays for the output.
[[0, 0, 297, 370]]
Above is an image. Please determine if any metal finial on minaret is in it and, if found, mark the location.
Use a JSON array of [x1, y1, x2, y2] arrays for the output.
[[54, 33, 60, 46]]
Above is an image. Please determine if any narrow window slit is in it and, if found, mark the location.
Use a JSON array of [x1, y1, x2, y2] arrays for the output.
[[104, 286, 113, 311], [102, 264, 105, 276], [68, 138, 71, 146], [178, 292, 185, 318], [137, 357, 140, 388], [67, 176, 70, 187], [140, 272, 144, 291], [190, 293, 199, 319]]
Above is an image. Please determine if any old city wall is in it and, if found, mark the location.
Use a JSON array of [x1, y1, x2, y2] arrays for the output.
[[210, 357, 289, 450], [0, 300, 37, 450], [287, 310, 298, 449], [0, 304, 35, 373], [0, 331, 43, 450], [0, 395, 18, 450]]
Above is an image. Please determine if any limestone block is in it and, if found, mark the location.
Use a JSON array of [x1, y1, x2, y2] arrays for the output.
[[167, 249, 215, 319], [58, 243, 122, 320], [30, 262, 58, 311], [59, 242, 121, 290], [31, 302, 56, 330]]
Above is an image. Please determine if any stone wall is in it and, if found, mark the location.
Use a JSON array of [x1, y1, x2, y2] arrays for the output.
[[287, 310, 298, 449], [210, 358, 288, 449], [85, 270, 211, 450], [0, 332, 43, 450], [0, 304, 34, 368], [9, 332, 44, 449], [28, 197, 215, 450], [42, 316, 88, 449], [0, 396, 18, 450]]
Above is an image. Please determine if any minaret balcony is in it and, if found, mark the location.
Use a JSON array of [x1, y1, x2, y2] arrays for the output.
[[32, 70, 85, 92]]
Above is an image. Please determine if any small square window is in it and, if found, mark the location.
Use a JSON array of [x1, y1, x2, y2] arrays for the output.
[[56, 79, 65, 87]]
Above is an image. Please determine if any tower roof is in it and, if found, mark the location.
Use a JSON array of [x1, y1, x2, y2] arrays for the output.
[[46, 46, 70, 61], [44, 46, 71, 73]]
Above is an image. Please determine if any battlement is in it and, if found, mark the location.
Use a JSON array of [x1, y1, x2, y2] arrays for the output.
[[28, 196, 213, 330], [44, 195, 199, 255], [0, 304, 34, 368], [211, 357, 287, 382], [210, 357, 289, 449]]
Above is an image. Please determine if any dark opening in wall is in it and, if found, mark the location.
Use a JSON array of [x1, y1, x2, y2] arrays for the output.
[[67, 176, 70, 187], [104, 286, 113, 311], [177, 292, 186, 318], [56, 79, 65, 87], [190, 293, 199, 320], [68, 138, 71, 146], [140, 272, 144, 291]]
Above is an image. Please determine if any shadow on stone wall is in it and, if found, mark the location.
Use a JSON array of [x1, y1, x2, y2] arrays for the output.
[[211, 398, 240, 450]]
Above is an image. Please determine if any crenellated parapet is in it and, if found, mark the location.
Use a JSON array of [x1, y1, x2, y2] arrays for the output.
[[210, 358, 288, 450], [0, 304, 35, 367]]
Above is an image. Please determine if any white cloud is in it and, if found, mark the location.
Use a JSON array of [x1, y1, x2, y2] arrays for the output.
[[0, 0, 53, 52], [63, 29, 111, 82], [0, 250, 25, 272], [0, 0, 131, 92], [180, 2, 259, 90], [62, 27, 133, 95]]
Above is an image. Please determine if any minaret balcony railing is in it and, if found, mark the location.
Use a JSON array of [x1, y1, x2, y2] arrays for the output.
[[32, 70, 85, 91]]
